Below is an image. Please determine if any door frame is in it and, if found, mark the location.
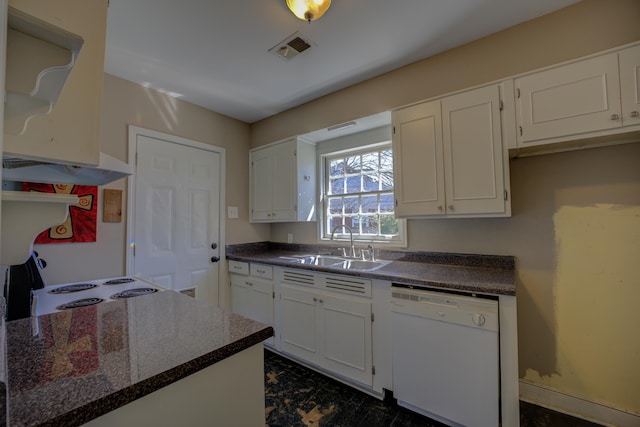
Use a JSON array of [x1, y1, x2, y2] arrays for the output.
[[125, 125, 226, 305]]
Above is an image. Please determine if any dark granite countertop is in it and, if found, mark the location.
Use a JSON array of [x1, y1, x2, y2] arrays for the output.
[[6, 291, 273, 426], [227, 242, 516, 296]]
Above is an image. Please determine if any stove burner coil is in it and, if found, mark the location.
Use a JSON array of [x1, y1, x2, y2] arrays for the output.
[[56, 298, 105, 310], [104, 277, 136, 285], [110, 288, 159, 299], [48, 283, 99, 294]]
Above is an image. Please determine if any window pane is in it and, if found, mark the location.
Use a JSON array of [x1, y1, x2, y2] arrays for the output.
[[380, 214, 399, 235], [380, 171, 394, 190], [361, 195, 377, 213], [361, 215, 379, 234], [363, 174, 379, 191], [362, 152, 378, 172], [330, 159, 344, 177], [345, 215, 359, 231], [380, 193, 395, 213], [330, 178, 344, 195], [328, 198, 343, 214], [344, 196, 359, 214], [345, 155, 361, 174], [380, 149, 393, 170], [346, 176, 361, 194], [328, 216, 343, 232]]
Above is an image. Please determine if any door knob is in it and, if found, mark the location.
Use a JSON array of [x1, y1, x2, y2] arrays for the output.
[[210, 256, 220, 263], [211, 243, 218, 249]]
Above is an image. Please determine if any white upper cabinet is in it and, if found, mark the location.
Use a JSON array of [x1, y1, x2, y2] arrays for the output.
[[442, 85, 507, 216], [392, 100, 444, 216], [514, 43, 640, 149], [393, 84, 510, 218], [619, 44, 640, 127], [3, 0, 107, 166], [250, 137, 316, 223]]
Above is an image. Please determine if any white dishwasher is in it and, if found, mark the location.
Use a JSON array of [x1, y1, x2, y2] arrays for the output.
[[390, 285, 500, 427]]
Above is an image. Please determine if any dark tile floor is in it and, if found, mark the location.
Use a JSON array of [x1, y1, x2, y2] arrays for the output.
[[264, 349, 603, 427]]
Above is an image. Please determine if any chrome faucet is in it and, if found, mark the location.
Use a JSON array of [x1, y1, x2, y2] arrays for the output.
[[367, 244, 375, 261], [330, 224, 356, 258]]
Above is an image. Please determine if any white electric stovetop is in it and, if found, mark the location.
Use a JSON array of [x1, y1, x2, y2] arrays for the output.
[[32, 276, 165, 317]]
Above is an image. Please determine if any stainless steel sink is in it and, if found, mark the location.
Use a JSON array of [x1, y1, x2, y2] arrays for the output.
[[279, 255, 390, 271], [279, 255, 345, 267], [341, 259, 388, 270]]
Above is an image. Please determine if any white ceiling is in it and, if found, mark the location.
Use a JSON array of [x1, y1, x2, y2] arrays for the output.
[[105, 0, 581, 124]]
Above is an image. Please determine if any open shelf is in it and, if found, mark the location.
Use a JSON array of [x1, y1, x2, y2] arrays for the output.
[[4, 6, 84, 135], [1, 191, 78, 265]]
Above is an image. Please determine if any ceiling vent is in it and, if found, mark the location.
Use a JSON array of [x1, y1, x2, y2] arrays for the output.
[[269, 32, 314, 61]]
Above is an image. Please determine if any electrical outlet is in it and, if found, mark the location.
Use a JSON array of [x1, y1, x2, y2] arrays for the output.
[[287, 233, 293, 243]]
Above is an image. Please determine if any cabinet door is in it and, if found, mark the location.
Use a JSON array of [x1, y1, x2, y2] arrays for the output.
[[515, 53, 622, 146], [619, 44, 640, 127], [270, 141, 297, 221], [230, 275, 252, 318], [392, 100, 445, 216], [280, 285, 319, 362], [250, 147, 272, 221], [319, 293, 373, 387], [4, 0, 107, 166], [231, 274, 274, 345], [442, 85, 506, 215], [247, 278, 274, 328]]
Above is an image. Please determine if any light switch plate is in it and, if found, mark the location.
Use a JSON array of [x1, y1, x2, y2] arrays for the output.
[[227, 206, 239, 219]]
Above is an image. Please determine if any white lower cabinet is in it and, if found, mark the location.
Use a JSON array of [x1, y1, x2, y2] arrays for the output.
[[277, 269, 373, 387], [229, 262, 274, 346]]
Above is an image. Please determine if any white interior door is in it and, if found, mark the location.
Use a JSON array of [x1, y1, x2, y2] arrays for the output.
[[132, 132, 222, 306]]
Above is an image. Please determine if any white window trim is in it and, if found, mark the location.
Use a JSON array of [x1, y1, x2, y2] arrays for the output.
[[315, 126, 407, 247]]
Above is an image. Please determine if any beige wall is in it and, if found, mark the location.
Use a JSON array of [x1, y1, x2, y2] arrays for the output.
[[35, 74, 270, 285], [256, 0, 640, 417]]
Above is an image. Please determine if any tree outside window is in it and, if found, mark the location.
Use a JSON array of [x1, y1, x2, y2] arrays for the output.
[[324, 144, 400, 242]]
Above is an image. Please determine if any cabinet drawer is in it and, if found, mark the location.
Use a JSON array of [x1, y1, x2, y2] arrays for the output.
[[250, 263, 273, 280], [228, 260, 249, 275]]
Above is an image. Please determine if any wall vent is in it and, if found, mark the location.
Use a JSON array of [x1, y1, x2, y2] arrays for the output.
[[269, 31, 315, 61]]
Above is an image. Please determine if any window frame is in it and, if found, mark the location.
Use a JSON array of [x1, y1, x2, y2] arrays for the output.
[[317, 136, 406, 247]]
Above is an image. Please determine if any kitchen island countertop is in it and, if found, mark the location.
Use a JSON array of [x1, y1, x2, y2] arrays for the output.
[[227, 242, 516, 296], [6, 291, 273, 426]]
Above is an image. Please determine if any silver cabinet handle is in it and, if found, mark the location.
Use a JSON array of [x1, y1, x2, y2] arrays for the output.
[[437, 205, 443, 211], [448, 205, 454, 210], [313, 297, 317, 302], [630, 110, 640, 118], [318, 299, 324, 303], [611, 113, 620, 120]]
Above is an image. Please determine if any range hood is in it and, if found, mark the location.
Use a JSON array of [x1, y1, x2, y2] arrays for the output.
[[2, 152, 133, 186]]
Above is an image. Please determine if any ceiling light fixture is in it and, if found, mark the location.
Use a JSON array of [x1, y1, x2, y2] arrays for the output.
[[286, 0, 331, 23]]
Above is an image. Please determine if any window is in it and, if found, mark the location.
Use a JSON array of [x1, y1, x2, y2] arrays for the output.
[[320, 143, 405, 245]]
